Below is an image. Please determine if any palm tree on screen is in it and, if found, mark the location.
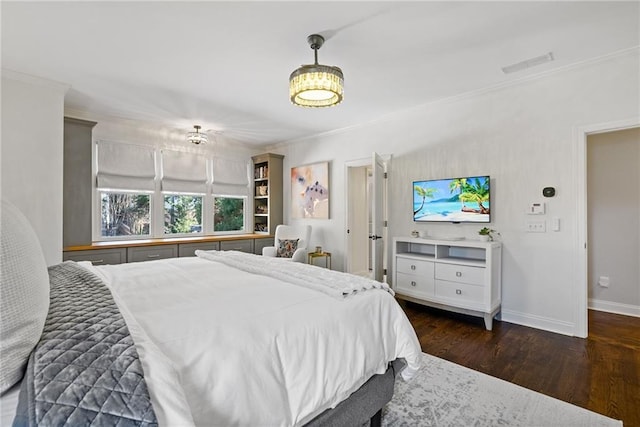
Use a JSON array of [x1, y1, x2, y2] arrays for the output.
[[459, 177, 490, 214], [449, 178, 468, 207], [413, 186, 436, 216]]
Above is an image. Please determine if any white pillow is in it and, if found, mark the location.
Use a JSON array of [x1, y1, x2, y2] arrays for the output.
[[0, 200, 50, 394]]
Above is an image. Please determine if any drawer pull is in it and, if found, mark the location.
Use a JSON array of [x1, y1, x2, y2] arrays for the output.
[[91, 259, 104, 264], [456, 271, 462, 277], [456, 289, 462, 295], [411, 281, 417, 287], [147, 254, 161, 258], [410, 265, 416, 271]]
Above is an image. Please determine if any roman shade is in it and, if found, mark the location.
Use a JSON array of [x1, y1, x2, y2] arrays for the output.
[[161, 150, 208, 194], [96, 141, 156, 191], [211, 157, 250, 196]]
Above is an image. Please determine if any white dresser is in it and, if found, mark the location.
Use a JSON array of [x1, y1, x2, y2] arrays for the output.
[[393, 237, 502, 330]]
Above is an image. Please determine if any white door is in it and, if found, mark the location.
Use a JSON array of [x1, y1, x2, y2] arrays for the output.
[[371, 152, 386, 282], [346, 165, 369, 276]]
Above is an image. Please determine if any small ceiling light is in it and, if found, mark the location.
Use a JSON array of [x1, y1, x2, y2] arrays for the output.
[[187, 125, 208, 145], [289, 34, 344, 108]]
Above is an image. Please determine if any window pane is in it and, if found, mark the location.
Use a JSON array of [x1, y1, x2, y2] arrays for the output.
[[164, 195, 203, 234], [214, 197, 245, 232], [101, 192, 150, 237]]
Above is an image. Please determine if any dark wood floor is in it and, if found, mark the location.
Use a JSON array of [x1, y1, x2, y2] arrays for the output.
[[400, 301, 640, 427]]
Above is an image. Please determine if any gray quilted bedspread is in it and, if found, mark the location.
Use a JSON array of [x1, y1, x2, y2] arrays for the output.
[[14, 262, 157, 426]]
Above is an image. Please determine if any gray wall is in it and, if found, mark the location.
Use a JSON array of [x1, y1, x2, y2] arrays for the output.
[[64, 117, 96, 247], [587, 127, 640, 314]]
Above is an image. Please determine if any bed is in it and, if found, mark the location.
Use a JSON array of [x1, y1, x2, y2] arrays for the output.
[[1, 200, 422, 426]]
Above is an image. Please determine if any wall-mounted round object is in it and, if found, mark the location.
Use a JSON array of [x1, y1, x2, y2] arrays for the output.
[[543, 187, 556, 197]]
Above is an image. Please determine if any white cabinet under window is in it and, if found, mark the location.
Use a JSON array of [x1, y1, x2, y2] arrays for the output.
[[393, 237, 502, 330]]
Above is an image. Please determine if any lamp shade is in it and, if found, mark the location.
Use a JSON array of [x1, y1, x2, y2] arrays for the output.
[[289, 64, 344, 108], [289, 34, 343, 108]]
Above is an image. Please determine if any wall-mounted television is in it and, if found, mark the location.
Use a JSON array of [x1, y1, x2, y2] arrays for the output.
[[413, 175, 490, 223]]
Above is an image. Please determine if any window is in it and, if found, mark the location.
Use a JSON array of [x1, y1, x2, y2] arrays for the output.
[[100, 192, 151, 237], [164, 194, 203, 234], [95, 141, 251, 240], [214, 196, 245, 232]]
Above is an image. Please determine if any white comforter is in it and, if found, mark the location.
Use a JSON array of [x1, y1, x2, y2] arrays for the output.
[[83, 251, 422, 427]]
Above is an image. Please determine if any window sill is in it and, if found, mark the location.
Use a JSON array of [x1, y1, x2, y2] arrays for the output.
[[64, 233, 274, 252]]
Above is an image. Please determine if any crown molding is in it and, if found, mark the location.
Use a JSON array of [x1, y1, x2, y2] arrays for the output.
[[1, 68, 70, 93]]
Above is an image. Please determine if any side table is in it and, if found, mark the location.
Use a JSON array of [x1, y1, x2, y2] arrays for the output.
[[308, 251, 331, 269]]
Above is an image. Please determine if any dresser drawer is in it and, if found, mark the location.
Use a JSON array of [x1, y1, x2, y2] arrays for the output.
[[396, 257, 434, 276], [178, 241, 220, 257], [127, 245, 178, 263], [435, 280, 484, 305], [220, 239, 254, 253], [435, 263, 484, 286], [63, 248, 126, 265], [254, 238, 275, 255], [396, 272, 435, 295]]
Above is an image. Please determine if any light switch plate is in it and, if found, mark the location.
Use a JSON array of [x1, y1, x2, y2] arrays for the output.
[[528, 202, 545, 215], [526, 221, 546, 232]]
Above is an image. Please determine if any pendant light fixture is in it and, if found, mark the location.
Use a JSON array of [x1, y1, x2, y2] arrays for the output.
[[289, 34, 344, 108], [187, 125, 208, 145]]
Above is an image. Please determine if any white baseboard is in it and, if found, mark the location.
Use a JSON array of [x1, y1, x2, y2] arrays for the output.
[[499, 309, 576, 336], [500, 302, 640, 336], [588, 299, 640, 318]]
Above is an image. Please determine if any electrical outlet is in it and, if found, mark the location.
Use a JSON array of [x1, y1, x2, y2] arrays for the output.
[[526, 221, 546, 232], [598, 276, 610, 288]]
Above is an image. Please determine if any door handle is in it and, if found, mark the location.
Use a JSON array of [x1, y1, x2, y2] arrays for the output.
[[368, 235, 383, 240]]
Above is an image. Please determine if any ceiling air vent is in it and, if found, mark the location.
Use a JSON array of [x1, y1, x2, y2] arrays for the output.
[[501, 52, 554, 74]]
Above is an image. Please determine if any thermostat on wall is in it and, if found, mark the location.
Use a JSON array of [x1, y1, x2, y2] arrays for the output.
[[528, 202, 545, 215], [543, 187, 556, 197]]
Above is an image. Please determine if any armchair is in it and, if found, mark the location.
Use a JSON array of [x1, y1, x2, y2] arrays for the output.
[[263, 224, 312, 263]]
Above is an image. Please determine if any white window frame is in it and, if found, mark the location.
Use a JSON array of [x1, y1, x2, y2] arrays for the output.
[[162, 192, 206, 237], [212, 194, 249, 235], [96, 189, 154, 240]]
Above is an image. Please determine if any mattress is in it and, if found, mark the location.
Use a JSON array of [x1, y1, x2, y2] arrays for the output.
[[83, 251, 422, 426]]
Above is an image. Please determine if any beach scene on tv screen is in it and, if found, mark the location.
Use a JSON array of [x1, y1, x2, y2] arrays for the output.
[[413, 176, 490, 222]]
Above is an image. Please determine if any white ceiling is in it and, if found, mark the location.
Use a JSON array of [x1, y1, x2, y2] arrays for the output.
[[2, 1, 638, 147]]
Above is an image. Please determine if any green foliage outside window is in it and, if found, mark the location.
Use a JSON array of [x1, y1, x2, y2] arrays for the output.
[[100, 193, 243, 236], [214, 197, 244, 231], [164, 195, 203, 234]]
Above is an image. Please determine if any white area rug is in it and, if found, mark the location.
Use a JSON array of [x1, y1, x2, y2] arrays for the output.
[[382, 353, 622, 427]]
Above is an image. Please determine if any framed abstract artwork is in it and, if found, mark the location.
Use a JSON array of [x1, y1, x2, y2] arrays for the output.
[[291, 161, 329, 219]]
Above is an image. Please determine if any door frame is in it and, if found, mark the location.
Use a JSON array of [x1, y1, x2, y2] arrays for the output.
[[574, 117, 639, 338], [371, 152, 386, 282], [344, 154, 391, 278]]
